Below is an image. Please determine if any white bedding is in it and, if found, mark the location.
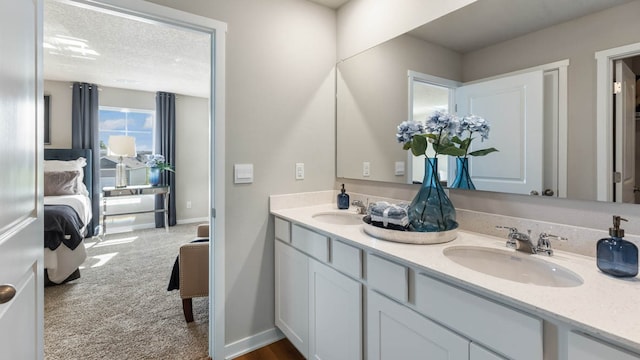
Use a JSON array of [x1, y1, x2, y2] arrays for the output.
[[44, 194, 92, 284]]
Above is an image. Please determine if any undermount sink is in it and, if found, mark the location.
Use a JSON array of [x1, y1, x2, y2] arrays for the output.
[[444, 246, 583, 288], [312, 212, 364, 225]]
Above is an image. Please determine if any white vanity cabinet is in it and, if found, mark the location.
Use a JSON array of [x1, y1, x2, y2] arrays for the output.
[[309, 258, 362, 360], [367, 289, 469, 360], [274, 218, 362, 360], [415, 273, 542, 360], [568, 332, 640, 360], [275, 240, 309, 358]]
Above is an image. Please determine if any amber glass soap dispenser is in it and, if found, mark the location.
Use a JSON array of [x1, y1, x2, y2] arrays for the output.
[[596, 216, 638, 277]]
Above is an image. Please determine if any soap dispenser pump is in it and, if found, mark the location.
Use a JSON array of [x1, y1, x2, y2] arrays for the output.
[[596, 216, 638, 277], [337, 184, 350, 210]]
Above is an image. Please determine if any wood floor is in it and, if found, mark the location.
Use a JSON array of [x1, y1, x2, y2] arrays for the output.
[[234, 338, 305, 360]]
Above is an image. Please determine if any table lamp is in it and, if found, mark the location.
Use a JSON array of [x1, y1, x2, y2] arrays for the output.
[[108, 135, 136, 188]]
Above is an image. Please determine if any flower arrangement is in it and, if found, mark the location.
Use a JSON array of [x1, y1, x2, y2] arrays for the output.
[[145, 154, 174, 172], [396, 110, 497, 159]]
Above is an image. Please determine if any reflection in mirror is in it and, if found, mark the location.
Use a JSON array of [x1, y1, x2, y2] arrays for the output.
[[408, 72, 457, 184], [336, 0, 640, 203]]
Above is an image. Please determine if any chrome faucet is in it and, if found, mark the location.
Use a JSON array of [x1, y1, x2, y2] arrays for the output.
[[351, 199, 368, 214], [536, 233, 568, 256], [496, 226, 537, 254]]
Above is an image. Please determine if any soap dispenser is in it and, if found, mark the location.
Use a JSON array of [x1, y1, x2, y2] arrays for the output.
[[596, 216, 638, 277], [337, 184, 350, 210]]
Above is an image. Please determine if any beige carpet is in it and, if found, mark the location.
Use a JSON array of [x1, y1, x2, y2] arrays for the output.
[[44, 224, 210, 360]]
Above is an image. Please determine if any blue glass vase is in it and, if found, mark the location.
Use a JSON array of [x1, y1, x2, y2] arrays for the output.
[[148, 167, 161, 186], [408, 157, 458, 232], [450, 157, 476, 190]]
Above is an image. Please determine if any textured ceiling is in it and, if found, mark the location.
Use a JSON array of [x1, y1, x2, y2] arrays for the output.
[[43, 0, 211, 98], [43, 0, 348, 98]]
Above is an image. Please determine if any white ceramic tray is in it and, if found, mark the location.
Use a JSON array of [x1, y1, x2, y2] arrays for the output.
[[362, 217, 457, 245]]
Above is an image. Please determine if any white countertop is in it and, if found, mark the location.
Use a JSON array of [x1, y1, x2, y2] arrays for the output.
[[271, 202, 640, 353]]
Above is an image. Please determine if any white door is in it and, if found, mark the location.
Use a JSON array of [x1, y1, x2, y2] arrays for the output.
[[309, 258, 362, 360], [614, 60, 636, 203], [367, 290, 469, 360], [275, 241, 309, 358], [455, 70, 544, 195], [0, 0, 44, 359]]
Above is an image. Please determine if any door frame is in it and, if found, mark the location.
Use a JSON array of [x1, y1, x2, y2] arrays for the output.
[[58, 1, 227, 358], [596, 41, 640, 202]]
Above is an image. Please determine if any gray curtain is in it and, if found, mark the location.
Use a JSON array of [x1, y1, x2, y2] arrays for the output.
[[155, 92, 177, 227], [72, 82, 100, 237]]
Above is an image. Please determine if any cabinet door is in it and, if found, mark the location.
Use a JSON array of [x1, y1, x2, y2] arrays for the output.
[[367, 290, 469, 360], [568, 332, 640, 360], [309, 258, 362, 360], [275, 241, 309, 358]]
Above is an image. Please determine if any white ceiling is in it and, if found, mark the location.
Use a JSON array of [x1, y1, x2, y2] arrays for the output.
[[44, 0, 632, 99], [44, 0, 211, 98]]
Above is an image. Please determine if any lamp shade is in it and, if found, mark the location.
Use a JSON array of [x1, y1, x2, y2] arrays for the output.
[[108, 135, 136, 157]]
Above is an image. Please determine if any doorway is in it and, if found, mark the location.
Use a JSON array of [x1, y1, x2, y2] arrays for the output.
[[596, 42, 640, 204], [44, 0, 226, 358]]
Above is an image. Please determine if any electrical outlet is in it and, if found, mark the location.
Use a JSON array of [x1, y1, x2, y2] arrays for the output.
[[295, 163, 304, 180], [186, 201, 192, 209], [363, 161, 370, 177]]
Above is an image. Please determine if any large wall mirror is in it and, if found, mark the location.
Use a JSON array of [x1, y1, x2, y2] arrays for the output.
[[337, 0, 640, 204]]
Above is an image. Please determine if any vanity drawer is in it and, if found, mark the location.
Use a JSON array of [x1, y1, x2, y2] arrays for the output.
[[415, 273, 542, 360], [331, 239, 362, 279], [291, 224, 329, 262], [275, 217, 291, 243], [366, 253, 408, 303]]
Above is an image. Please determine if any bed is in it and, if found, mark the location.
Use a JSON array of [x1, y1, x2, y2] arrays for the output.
[[44, 149, 94, 285]]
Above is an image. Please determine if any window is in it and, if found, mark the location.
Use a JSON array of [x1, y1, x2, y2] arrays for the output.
[[99, 107, 155, 187]]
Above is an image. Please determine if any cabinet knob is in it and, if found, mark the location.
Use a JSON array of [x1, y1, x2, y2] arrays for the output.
[[530, 190, 539, 196], [542, 189, 555, 196], [0, 285, 16, 304]]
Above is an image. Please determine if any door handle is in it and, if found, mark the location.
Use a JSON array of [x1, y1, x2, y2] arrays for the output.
[[0, 285, 16, 304]]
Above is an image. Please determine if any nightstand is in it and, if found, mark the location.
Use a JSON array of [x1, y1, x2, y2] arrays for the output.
[[102, 185, 170, 237]]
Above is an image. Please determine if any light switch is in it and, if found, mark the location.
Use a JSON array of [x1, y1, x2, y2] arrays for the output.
[[234, 163, 253, 184], [395, 161, 405, 176], [363, 161, 370, 177], [295, 163, 304, 180]]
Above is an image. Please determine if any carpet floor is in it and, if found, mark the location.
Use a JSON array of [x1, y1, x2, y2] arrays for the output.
[[44, 224, 210, 360]]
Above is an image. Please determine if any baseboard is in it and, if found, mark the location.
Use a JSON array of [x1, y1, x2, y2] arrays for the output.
[[177, 217, 209, 225], [103, 218, 208, 235], [224, 327, 284, 360]]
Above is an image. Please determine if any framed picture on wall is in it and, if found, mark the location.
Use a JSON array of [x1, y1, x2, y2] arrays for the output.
[[44, 95, 50, 144]]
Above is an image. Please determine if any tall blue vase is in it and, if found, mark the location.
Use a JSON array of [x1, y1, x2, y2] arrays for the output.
[[450, 157, 476, 190], [408, 157, 457, 232], [148, 167, 161, 186]]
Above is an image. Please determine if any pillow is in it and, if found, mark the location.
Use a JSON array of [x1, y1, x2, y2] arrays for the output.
[[44, 157, 90, 196], [44, 170, 82, 196]]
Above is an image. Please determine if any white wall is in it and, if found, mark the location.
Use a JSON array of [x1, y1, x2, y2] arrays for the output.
[[336, 0, 475, 60], [146, 0, 337, 346], [43, 81, 209, 228]]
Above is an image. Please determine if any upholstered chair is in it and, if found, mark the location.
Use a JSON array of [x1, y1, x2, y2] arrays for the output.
[[179, 224, 209, 322]]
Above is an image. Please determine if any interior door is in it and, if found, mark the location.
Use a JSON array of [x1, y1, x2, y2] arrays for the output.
[[0, 0, 44, 358], [455, 70, 544, 195], [614, 60, 636, 203]]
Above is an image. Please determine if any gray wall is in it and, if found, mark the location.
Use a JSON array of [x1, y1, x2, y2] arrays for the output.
[[337, 33, 461, 183], [43, 80, 209, 226], [146, 0, 337, 345], [461, 0, 640, 200]]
